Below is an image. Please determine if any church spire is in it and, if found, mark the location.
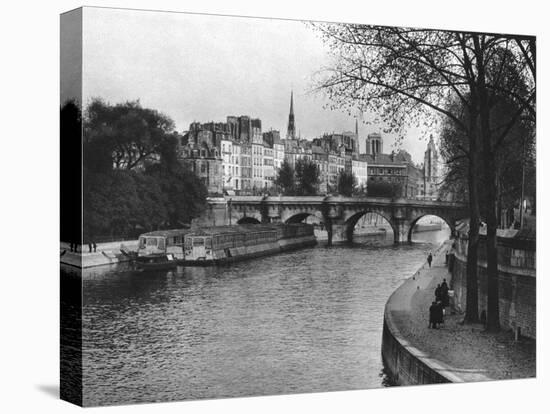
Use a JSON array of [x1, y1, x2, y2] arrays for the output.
[[286, 90, 296, 140]]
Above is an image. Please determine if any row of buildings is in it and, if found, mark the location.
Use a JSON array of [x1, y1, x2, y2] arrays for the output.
[[179, 91, 441, 199]]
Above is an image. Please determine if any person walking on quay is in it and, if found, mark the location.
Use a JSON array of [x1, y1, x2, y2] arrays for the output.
[[436, 300, 445, 326], [429, 301, 439, 329], [440, 279, 450, 308], [93, 241, 97, 253], [434, 284, 442, 302], [427, 252, 433, 268]]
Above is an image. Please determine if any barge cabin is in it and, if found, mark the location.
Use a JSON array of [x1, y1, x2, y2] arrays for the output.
[[184, 223, 315, 265], [136, 228, 190, 270]]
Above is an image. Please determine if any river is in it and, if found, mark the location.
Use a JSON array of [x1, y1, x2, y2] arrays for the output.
[[67, 228, 449, 406]]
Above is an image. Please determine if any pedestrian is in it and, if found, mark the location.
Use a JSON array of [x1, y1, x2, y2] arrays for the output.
[[93, 241, 97, 253], [427, 252, 433, 267], [436, 300, 445, 326], [434, 284, 442, 302], [429, 301, 439, 329], [441, 279, 450, 308], [88, 242, 92, 253]]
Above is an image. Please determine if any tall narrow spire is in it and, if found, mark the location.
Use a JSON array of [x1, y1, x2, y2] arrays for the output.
[[286, 90, 296, 140]]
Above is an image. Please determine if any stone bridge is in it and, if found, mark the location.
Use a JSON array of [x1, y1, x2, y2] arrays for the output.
[[201, 196, 468, 244]]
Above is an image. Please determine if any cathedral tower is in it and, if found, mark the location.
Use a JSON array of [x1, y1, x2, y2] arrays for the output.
[[366, 132, 383, 155], [423, 134, 440, 197]]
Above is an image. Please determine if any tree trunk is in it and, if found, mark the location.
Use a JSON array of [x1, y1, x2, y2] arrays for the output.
[[475, 37, 500, 331], [464, 127, 480, 323], [480, 132, 500, 332]]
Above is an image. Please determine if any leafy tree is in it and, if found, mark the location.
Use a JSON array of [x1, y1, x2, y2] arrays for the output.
[[337, 170, 357, 197], [441, 95, 535, 224], [85, 98, 175, 171], [83, 170, 169, 240], [295, 158, 320, 196], [354, 182, 368, 197], [274, 160, 295, 195], [81, 100, 206, 241], [145, 136, 207, 227]]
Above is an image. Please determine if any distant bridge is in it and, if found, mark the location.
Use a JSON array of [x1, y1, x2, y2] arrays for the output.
[[202, 196, 468, 244]]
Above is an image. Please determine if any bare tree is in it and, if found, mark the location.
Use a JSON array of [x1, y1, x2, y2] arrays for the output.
[[311, 24, 535, 330]]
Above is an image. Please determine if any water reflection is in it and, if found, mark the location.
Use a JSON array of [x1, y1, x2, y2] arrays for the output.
[[70, 229, 449, 406]]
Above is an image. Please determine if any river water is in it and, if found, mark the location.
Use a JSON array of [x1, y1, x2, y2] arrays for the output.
[[71, 228, 449, 406]]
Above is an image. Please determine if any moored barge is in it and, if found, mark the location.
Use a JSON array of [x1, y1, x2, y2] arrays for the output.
[[134, 228, 190, 270], [134, 223, 316, 269], [183, 223, 316, 266], [182, 223, 317, 266]]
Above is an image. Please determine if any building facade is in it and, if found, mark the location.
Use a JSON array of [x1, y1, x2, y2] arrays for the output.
[[352, 158, 369, 190], [180, 90, 448, 200], [311, 146, 329, 194], [179, 133, 223, 195], [360, 132, 424, 198]]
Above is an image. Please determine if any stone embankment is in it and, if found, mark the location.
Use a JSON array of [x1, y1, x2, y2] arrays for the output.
[[60, 240, 138, 268], [381, 241, 535, 385]]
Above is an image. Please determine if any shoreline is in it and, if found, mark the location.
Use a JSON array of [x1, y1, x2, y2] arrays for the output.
[[60, 235, 318, 270], [381, 241, 462, 385], [61, 227, 392, 269], [381, 240, 535, 385]]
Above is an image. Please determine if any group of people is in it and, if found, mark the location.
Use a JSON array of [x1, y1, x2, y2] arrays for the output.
[[429, 278, 450, 329], [67, 241, 97, 253], [87, 241, 97, 253]]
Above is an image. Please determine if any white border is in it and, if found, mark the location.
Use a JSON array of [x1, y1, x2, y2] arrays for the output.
[[1, 1, 546, 413]]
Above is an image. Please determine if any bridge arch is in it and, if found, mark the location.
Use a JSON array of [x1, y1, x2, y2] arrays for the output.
[[407, 213, 454, 243], [281, 209, 325, 224], [229, 209, 263, 225], [344, 210, 397, 243], [237, 216, 261, 225]]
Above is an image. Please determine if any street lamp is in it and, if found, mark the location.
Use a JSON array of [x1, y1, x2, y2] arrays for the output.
[[228, 198, 232, 226]]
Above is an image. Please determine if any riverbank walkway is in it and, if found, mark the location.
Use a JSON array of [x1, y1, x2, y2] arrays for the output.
[[387, 246, 535, 382]]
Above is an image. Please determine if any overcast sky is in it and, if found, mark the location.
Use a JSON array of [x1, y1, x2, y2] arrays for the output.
[[82, 7, 429, 163]]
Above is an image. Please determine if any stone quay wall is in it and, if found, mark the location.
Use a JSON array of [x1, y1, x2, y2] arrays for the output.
[[450, 233, 536, 339], [381, 243, 463, 385], [382, 312, 457, 385], [60, 240, 139, 268]]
